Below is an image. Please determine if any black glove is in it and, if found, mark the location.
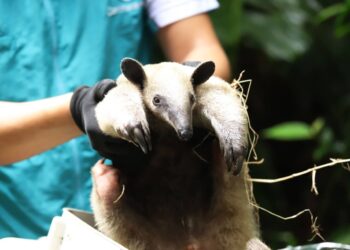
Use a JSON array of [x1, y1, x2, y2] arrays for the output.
[[70, 79, 146, 165]]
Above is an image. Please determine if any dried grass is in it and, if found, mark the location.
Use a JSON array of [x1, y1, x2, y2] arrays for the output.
[[231, 72, 350, 241]]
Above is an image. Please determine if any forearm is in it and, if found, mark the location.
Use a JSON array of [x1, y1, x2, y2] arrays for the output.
[[180, 44, 231, 81], [0, 93, 82, 165], [157, 14, 231, 81]]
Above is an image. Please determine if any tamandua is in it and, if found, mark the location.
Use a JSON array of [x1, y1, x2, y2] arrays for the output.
[[92, 58, 269, 250]]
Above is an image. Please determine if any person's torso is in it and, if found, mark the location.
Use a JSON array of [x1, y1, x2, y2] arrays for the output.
[[0, 0, 155, 238]]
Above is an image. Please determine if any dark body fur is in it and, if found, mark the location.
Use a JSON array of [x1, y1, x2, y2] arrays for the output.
[[113, 111, 217, 248]]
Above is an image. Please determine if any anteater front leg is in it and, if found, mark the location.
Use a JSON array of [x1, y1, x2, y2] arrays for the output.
[[95, 78, 151, 153], [194, 77, 248, 175]]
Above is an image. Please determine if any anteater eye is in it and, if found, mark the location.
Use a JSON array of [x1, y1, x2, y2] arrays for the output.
[[153, 96, 161, 106]]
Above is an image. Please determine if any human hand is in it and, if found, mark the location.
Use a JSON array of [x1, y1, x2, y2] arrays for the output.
[[91, 159, 121, 208], [70, 79, 144, 161]]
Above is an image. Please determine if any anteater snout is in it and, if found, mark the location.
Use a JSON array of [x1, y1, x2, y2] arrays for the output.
[[177, 128, 193, 141]]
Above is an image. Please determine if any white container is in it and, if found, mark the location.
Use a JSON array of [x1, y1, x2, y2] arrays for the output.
[[46, 208, 128, 250]]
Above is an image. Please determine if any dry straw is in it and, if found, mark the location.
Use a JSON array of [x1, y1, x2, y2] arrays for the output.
[[232, 72, 350, 241]]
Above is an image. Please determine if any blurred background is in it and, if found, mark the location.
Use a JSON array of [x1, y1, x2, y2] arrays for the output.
[[210, 0, 350, 248]]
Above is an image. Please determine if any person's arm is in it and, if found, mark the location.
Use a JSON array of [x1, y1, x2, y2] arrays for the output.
[[0, 94, 82, 165], [0, 80, 139, 166], [157, 13, 231, 81]]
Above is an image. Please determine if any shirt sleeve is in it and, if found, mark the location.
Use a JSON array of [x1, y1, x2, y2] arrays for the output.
[[145, 0, 219, 28]]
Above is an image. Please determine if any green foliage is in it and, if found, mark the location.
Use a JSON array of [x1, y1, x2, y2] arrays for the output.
[[262, 122, 313, 140], [211, 0, 242, 47], [317, 0, 350, 38], [331, 227, 350, 244], [212, 0, 320, 62], [210, 0, 243, 66], [240, 0, 320, 61], [312, 126, 334, 160], [262, 119, 324, 141]]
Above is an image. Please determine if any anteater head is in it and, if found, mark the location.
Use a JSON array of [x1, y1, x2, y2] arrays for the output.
[[120, 58, 215, 141]]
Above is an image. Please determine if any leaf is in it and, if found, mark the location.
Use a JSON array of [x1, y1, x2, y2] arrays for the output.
[[312, 127, 334, 161], [331, 227, 350, 244], [262, 121, 314, 141], [316, 2, 350, 38], [241, 0, 316, 61], [317, 3, 348, 23], [310, 118, 325, 137], [335, 23, 350, 38], [211, 0, 242, 47]]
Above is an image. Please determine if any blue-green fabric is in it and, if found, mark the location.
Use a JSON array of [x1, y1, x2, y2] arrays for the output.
[[0, 0, 155, 239]]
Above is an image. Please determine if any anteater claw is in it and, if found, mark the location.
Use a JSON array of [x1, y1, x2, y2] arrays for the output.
[[143, 124, 152, 152], [224, 148, 234, 173], [135, 127, 149, 154], [224, 147, 247, 176], [232, 154, 244, 176], [124, 123, 151, 154]]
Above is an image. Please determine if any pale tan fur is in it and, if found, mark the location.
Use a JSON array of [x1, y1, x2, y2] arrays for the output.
[[95, 75, 148, 143], [142, 62, 196, 133], [93, 61, 269, 250], [194, 75, 248, 161]]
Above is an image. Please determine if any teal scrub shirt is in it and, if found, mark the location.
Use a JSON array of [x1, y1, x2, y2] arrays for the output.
[[0, 0, 155, 239]]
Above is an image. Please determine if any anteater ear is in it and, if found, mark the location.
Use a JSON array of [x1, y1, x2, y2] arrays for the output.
[[120, 58, 146, 88], [191, 61, 215, 86]]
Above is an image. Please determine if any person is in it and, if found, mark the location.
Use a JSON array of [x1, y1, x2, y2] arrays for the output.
[[0, 0, 231, 240]]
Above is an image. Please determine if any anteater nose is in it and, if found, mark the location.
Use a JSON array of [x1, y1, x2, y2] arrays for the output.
[[178, 129, 193, 141]]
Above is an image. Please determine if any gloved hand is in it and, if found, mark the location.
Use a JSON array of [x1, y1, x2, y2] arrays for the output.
[[70, 79, 145, 163]]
